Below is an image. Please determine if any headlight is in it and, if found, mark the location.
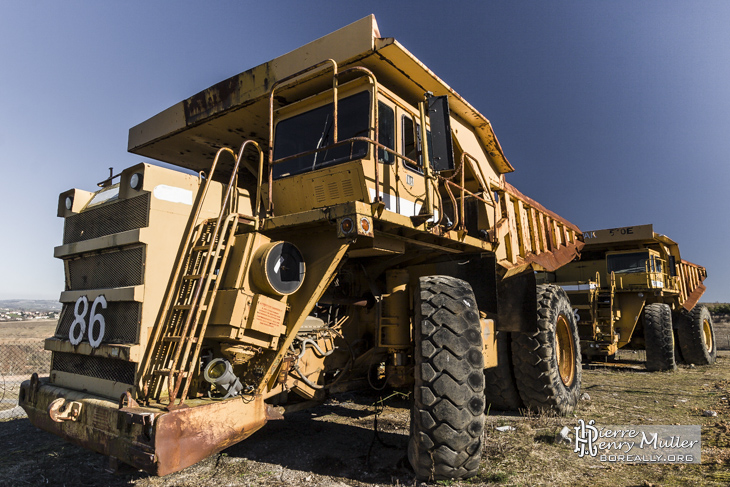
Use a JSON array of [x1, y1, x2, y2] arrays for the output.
[[251, 241, 306, 296], [203, 358, 243, 398], [129, 172, 143, 191], [65, 196, 73, 210]]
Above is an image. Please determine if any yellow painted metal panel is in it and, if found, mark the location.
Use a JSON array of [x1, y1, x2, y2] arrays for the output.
[[51, 370, 133, 399], [44, 337, 141, 362], [60, 285, 144, 304], [246, 294, 287, 336], [614, 294, 646, 348]]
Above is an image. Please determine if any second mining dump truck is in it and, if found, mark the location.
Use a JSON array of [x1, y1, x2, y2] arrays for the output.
[[20, 16, 585, 481], [542, 224, 715, 371]]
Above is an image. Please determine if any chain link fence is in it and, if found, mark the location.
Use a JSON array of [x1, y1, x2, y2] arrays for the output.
[[0, 339, 51, 420]]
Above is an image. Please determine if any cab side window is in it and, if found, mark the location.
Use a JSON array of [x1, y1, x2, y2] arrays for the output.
[[378, 101, 395, 163], [403, 115, 418, 167], [402, 114, 432, 173]]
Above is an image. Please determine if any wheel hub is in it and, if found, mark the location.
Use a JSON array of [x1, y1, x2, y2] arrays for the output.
[[703, 318, 713, 353], [555, 314, 576, 387]]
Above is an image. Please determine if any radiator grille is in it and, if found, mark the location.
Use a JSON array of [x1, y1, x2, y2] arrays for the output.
[[313, 179, 357, 206], [314, 185, 326, 204], [341, 179, 354, 197], [52, 351, 136, 385], [327, 181, 340, 199], [63, 193, 150, 244], [66, 246, 145, 291], [55, 301, 141, 344]]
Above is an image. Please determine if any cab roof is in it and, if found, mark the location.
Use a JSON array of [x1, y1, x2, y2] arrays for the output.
[[127, 15, 513, 176]]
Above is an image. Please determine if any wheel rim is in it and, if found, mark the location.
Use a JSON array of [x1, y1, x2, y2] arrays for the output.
[[703, 318, 713, 353], [555, 314, 576, 387]]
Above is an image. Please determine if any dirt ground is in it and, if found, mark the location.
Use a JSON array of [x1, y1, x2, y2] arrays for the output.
[[0, 359, 728, 486], [0, 318, 728, 486]]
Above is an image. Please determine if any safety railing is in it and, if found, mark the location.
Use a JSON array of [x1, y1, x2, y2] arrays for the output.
[[435, 152, 495, 233], [263, 58, 500, 236], [138, 140, 263, 405], [611, 258, 681, 292], [266, 60, 380, 214], [261, 58, 582, 271]]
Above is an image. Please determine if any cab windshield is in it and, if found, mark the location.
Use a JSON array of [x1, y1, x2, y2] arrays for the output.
[[606, 252, 650, 274], [273, 91, 370, 179]]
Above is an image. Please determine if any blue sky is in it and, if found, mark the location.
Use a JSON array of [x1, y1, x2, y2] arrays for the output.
[[1, 1, 728, 302]]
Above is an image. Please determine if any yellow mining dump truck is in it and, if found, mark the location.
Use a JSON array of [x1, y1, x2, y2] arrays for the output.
[[544, 224, 714, 371], [20, 16, 585, 480]]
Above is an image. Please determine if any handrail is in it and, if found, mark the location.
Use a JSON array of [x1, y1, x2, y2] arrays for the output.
[[254, 145, 265, 223], [268, 59, 338, 216], [435, 151, 493, 233], [610, 256, 683, 292], [168, 140, 263, 405], [138, 146, 236, 400], [234, 140, 265, 225], [339, 66, 379, 202], [266, 60, 380, 214]]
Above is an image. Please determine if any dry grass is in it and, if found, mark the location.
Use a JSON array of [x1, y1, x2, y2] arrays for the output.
[[0, 318, 727, 486], [466, 353, 730, 487]]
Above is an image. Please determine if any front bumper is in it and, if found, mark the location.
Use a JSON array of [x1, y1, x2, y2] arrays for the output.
[[19, 376, 271, 475]]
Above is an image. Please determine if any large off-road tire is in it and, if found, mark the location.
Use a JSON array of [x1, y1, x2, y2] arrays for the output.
[[483, 331, 523, 411], [409, 276, 485, 481], [673, 329, 685, 365], [676, 305, 716, 365], [511, 284, 581, 416], [643, 303, 676, 371], [671, 312, 685, 365]]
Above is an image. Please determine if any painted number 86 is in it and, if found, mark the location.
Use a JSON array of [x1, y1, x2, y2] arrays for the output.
[[69, 295, 107, 348]]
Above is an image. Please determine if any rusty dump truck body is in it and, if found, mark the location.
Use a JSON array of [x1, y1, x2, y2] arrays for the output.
[[21, 16, 585, 478]]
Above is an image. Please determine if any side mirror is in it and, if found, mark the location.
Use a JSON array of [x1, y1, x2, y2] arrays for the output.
[[426, 94, 455, 172]]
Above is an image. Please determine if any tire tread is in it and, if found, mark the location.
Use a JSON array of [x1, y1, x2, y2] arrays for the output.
[[409, 276, 484, 481]]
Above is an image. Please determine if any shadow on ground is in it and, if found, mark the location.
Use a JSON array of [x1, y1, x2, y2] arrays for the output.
[[0, 417, 144, 486], [0, 392, 416, 486]]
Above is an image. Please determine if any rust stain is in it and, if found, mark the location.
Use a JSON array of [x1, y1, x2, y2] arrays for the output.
[[683, 283, 707, 312], [153, 395, 267, 476], [19, 379, 268, 477], [184, 75, 242, 125], [524, 240, 584, 272]]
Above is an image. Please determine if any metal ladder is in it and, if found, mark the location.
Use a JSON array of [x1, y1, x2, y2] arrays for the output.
[[138, 141, 262, 407], [595, 272, 616, 344]]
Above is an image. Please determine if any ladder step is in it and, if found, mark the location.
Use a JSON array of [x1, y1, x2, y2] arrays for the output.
[[162, 336, 199, 343], [192, 245, 217, 252], [154, 369, 189, 377], [182, 274, 217, 280], [172, 304, 208, 311]]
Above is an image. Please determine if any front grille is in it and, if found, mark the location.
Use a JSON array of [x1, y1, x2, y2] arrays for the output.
[[63, 193, 150, 244], [55, 301, 141, 344], [52, 351, 136, 384], [66, 246, 145, 291]]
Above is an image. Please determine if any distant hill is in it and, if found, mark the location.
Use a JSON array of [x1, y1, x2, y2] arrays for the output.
[[0, 300, 61, 312]]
